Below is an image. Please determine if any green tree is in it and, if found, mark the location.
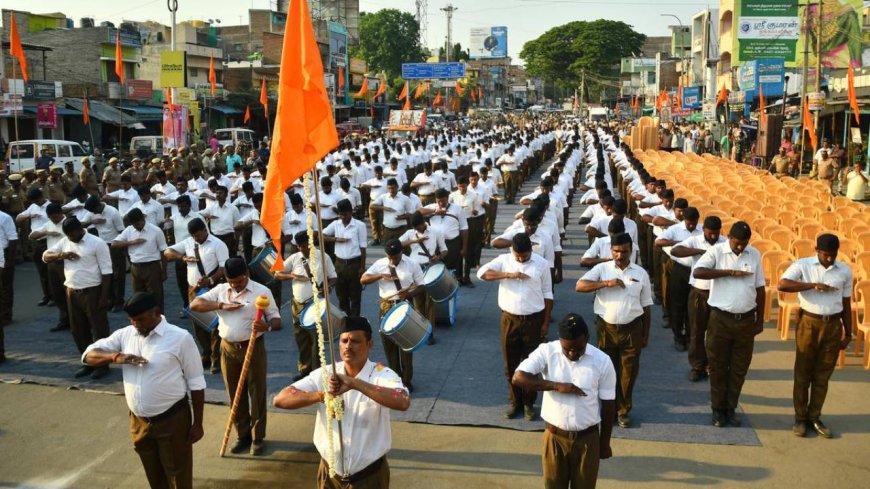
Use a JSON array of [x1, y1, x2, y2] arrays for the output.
[[438, 43, 469, 62], [352, 9, 426, 80]]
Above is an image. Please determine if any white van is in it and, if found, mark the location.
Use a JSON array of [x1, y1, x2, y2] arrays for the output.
[[5, 139, 90, 174], [214, 128, 256, 150], [130, 136, 164, 160]]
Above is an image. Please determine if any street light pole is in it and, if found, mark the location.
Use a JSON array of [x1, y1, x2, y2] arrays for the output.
[[661, 14, 686, 105], [168, 0, 179, 150]]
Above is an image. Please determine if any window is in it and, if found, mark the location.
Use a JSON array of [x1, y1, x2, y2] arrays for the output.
[[71, 144, 87, 157], [189, 68, 199, 77], [58, 145, 72, 158], [9, 143, 35, 160], [40, 144, 57, 157]]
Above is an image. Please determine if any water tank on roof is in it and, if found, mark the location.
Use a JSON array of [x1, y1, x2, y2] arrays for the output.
[[100, 21, 115, 29], [80, 18, 94, 28]]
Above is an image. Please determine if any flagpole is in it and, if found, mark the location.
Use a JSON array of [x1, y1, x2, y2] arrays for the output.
[[12, 60, 21, 172], [119, 83, 124, 160], [85, 89, 96, 156]]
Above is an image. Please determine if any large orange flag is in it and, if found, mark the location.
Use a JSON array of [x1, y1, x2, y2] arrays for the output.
[[849, 64, 861, 124], [260, 0, 338, 271], [402, 95, 411, 110], [115, 31, 125, 85], [758, 83, 766, 123], [209, 56, 217, 96], [677, 83, 683, 109], [260, 78, 269, 117], [9, 12, 29, 83], [374, 79, 386, 98], [715, 87, 728, 107], [454, 81, 464, 97], [432, 91, 442, 106], [83, 97, 90, 125], [398, 82, 408, 100], [413, 82, 426, 100], [244, 105, 251, 124], [803, 96, 818, 151], [354, 78, 369, 98]]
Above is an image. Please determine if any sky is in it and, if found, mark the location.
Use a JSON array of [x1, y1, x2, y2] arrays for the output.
[[6, 0, 709, 61]]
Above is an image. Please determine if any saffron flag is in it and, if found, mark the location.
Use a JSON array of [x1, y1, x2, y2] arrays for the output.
[[9, 12, 29, 83], [244, 105, 251, 124], [414, 83, 425, 100], [260, 78, 269, 117], [758, 83, 766, 123], [209, 56, 217, 96], [374, 79, 386, 98], [432, 91, 442, 106], [455, 81, 464, 97], [115, 31, 125, 85], [478, 87, 483, 101], [398, 82, 408, 101], [848, 64, 861, 124], [83, 97, 90, 125], [260, 0, 338, 271], [402, 95, 411, 111], [166, 88, 173, 109], [716, 87, 728, 107], [338, 67, 345, 91], [615, 103, 620, 115], [470, 88, 477, 102], [354, 78, 369, 98], [655, 91, 663, 111], [803, 96, 818, 151]]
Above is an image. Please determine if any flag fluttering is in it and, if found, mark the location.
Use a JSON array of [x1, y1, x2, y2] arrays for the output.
[[374, 79, 386, 98], [454, 81, 464, 97], [402, 95, 411, 111], [338, 67, 345, 92], [398, 82, 409, 101], [758, 83, 766, 123], [260, 0, 338, 271], [244, 105, 251, 124], [260, 78, 269, 117], [413, 83, 426, 100], [803, 95, 818, 151], [115, 31, 125, 85], [432, 91, 442, 106], [83, 97, 90, 125], [9, 12, 29, 83], [209, 56, 217, 96], [848, 64, 861, 124], [354, 78, 369, 98]]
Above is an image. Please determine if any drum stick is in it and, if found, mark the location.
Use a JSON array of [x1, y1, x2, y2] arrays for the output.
[[219, 295, 270, 457], [384, 285, 417, 301]]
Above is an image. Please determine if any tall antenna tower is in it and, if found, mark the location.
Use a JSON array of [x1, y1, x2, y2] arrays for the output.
[[415, 0, 428, 50]]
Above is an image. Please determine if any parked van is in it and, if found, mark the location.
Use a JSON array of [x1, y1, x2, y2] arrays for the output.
[[214, 128, 256, 150], [130, 136, 164, 160], [5, 139, 90, 174]]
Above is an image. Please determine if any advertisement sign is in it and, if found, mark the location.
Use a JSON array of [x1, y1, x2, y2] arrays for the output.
[[740, 59, 785, 101], [37, 102, 57, 129], [734, 0, 799, 63], [739, 62, 757, 91], [24, 81, 58, 101], [174, 88, 197, 107], [0, 94, 23, 115], [388, 110, 427, 130], [126, 80, 153, 100], [469, 26, 508, 59], [796, 0, 865, 68], [401, 62, 466, 79], [702, 101, 716, 120], [327, 22, 348, 71], [349, 58, 367, 74], [682, 86, 701, 109], [160, 51, 187, 88], [163, 105, 190, 151], [807, 92, 826, 111]]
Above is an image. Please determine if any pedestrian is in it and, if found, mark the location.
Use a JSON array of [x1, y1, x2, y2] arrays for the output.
[[16, 188, 51, 306], [692, 221, 765, 428], [478, 233, 553, 421], [198, 186, 240, 257], [273, 316, 410, 487], [113, 208, 168, 313], [513, 313, 616, 489], [576, 232, 651, 428], [29, 203, 69, 332], [321, 199, 367, 317], [82, 292, 206, 489], [777, 234, 852, 438], [42, 217, 112, 379], [81, 196, 126, 312], [190, 257, 280, 455]]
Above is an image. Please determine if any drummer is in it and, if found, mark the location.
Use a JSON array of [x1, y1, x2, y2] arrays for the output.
[[274, 231, 337, 382], [400, 211, 448, 343], [360, 239, 425, 391]]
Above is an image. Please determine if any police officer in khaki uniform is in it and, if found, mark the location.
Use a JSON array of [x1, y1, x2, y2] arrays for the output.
[[177, 147, 191, 178], [46, 166, 67, 203], [2, 174, 27, 260], [777, 234, 852, 438], [79, 157, 99, 196], [61, 162, 80, 198], [28, 169, 49, 197], [102, 157, 123, 194], [123, 159, 146, 187]]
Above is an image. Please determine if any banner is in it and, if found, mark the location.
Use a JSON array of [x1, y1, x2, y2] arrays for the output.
[[37, 102, 57, 129], [795, 0, 865, 69], [160, 50, 187, 88], [126, 80, 153, 100], [162, 105, 189, 151], [734, 0, 799, 64], [807, 91, 826, 111], [469, 26, 508, 59], [681, 86, 701, 109]]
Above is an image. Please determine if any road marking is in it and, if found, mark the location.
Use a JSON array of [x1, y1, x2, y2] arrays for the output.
[[14, 448, 115, 489]]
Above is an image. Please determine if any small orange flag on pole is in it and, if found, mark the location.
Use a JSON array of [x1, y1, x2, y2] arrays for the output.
[[848, 64, 861, 124], [454, 81, 464, 97], [244, 105, 251, 124], [9, 12, 29, 83], [338, 67, 345, 91], [354, 78, 369, 98], [398, 82, 409, 101], [115, 31, 125, 85], [374, 79, 386, 99], [260, 0, 338, 271], [209, 56, 217, 96], [413, 83, 425, 100], [83, 97, 90, 125], [432, 91, 442, 106], [260, 78, 269, 117], [758, 83, 766, 123], [803, 95, 818, 151], [402, 95, 411, 111]]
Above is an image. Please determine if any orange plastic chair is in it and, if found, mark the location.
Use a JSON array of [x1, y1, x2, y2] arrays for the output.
[[832, 195, 852, 209], [848, 224, 870, 241], [753, 218, 778, 235], [857, 231, 870, 253], [768, 227, 795, 252], [776, 261, 802, 340], [818, 211, 839, 230], [759, 204, 779, 218], [752, 238, 781, 256], [792, 217, 819, 235], [800, 223, 825, 240], [839, 217, 865, 236], [762, 250, 794, 322], [790, 238, 815, 258], [778, 211, 799, 230], [798, 206, 820, 219], [855, 251, 870, 281], [852, 280, 870, 368], [839, 238, 860, 263]]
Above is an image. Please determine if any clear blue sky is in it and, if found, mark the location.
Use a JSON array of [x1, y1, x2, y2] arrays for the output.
[[6, 0, 708, 61]]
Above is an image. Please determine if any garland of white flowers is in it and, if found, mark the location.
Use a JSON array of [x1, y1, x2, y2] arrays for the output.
[[302, 170, 344, 477]]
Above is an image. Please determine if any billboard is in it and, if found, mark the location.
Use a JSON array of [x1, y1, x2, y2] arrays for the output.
[[160, 51, 187, 88], [681, 86, 701, 109], [734, 0, 799, 64], [327, 22, 347, 71], [470, 26, 508, 59], [402, 62, 466, 79], [738, 59, 785, 101]]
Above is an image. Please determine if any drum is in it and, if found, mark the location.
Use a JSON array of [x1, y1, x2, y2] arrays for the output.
[[434, 292, 458, 327], [380, 301, 432, 352], [422, 263, 458, 302], [249, 244, 278, 285], [187, 288, 219, 332], [300, 297, 347, 332]]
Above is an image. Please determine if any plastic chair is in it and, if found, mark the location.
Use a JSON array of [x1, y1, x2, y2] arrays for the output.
[[753, 218, 778, 236], [800, 223, 825, 241], [839, 238, 860, 263], [752, 238, 781, 256], [798, 206, 819, 219], [855, 251, 870, 281], [818, 211, 839, 230], [857, 231, 870, 253], [853, 280, 870, 369], [832, 195, 852, 209], [778, 211, 799, 230], [792, 217, 819, 234], [838, 218, 864, 236], [768, 227, 795, 252], [790, 238, 815, 258], [848, 224, 870, 241], [759, 204, 779, 218], [776, 261, 802, 340], [762, 250, 794, 322]]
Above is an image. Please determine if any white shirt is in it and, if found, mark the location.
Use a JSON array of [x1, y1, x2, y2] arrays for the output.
[[496, 153, 518, 172], [404, 192, 422, 210], [339, 188, 362, 209], [477, 253, 553, 315], [364, 256, 424, 299], [582, 235, 638, 264], [674, 235, 727, 290], [62, 199, 91, 222], [284, 249, 337, 303], [318, 191, 342, 220], [293, 360, 405, 475], [169, 211, 202, 244], [45, 233, 112, 289], [0, 211, 17, 245], [589, 216, 638, 249], [239, 209, 268, 248], [168, 234, 229, 285], [321, 219, 367, 260], [431, 171, 456, 191], [150, 181, 177, 208], [400, 226, 447, 266], [449, 189, 484, 218], [19, 202, 50, 238], [412, 173, 435, 195], [424, 203, 468, 240], [199, 280, 280, 342], [517, 342, 617, 431], [659, 222, 702, 266], [282, 208, 318, 244], [200, 202, 241, 236], [87, 205, 125, 243], [373, 193, 414, 229], [363, 177, 388, 202], [115, 223, 168, 263], [496, 226, 555, 267], [32, 218, 65, 249], [694, 242, 766, 314], [108, 187, 140, 215], [131, 198, 164, 227], [580, 261, 653, 324], [81, 318, 206, 417], [781, 256, 852, 315]]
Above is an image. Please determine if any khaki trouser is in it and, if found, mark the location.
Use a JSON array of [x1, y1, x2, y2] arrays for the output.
[[369, 208, 384, 242], [484, 198, 499, 244], [33, 240, 50, 301], [381, 225, 407, 246], [504, 171, 519, 203], [465, 216, 485, 276], [220, 336, 268, 441], [129, 400, 193, 489], [596, 316, 643, 417], [110, 245, 127, 307], [317, 457, 390, 489], [132, 261, 165, 314], [706, 308, 756, 411], [335, 257, 362, 317], [190, 285, 220, 368], [687, 288, 711, 373], [794, 312, 842, 421], [67, 286, 109, 354], [667, 263, 692, 343], [380, 299, 414, 386], [501, 311, 544, 407], [542, 427, 600, 489], [47, 261, 70, 329], [293, 298, 320, 376], [420, 193, 435, 206]]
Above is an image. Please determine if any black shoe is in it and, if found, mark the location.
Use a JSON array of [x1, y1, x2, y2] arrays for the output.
[[37, 297, 51, 306], [524, 405, 536, 421], [49, 324, 69, 333], [504, 404, 521, 419], [688, 370, 703, 382], [811, 419, 833, 438], [210, 365, 220, 375], [617, 414, 631, 428], [230, 436, 252, 454], [427, 335, 436, 345], [74, 366, 94, 378], [90, 366, 110, 380], [292, 373, 307, 382], [793, 420, 807, 437], [727, 410, 742, 427], [712, 410, 727, 428], [250, 440, 265, 456]]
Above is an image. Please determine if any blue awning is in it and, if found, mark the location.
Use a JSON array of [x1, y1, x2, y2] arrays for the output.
[[117, 105, 164, 122], [209, 105, 243, 115], [22, 106, 82, 116]]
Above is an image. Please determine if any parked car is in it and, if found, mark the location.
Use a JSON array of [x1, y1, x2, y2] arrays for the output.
[[130, 135, 164, 160], [5, 139, 89, 173], [336, 121, 367, 139], [214, 128, 256, 150]]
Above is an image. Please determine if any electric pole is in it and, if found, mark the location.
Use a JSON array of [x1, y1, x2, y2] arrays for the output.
[[442, 3, 457, 113], [415, 0, 428, 49], [580, 69, 586, 118]]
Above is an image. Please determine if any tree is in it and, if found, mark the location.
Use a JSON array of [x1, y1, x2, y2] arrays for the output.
[[438, 43, 469, 62], [352, 9, 427, 80]]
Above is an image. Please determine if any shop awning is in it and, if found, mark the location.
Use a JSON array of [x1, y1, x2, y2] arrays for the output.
[[117, 104, 164, 122], [209, 105, 243, 115], [22, 106, 82, 116], [65, 98, 144, 129]]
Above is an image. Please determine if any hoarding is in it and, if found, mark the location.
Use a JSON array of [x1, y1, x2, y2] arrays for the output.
[[349, 58, 367, 74], [738, 59, 785, 101], [401, 62, 466, 79], [37, 102, 57, 129], [160, 51, 187, 88], [469, 26, 508, 59], [24, 81, 58, 101], [681, 86, 701, 109], [126, 80, 153, 100], [327, 22, 348, 71]]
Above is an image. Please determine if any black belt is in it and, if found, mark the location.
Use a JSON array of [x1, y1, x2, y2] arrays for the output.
[[601, 316, 642, 328], [134, 396, 188, 424], [335, 257, 361, 265], [326, 456, 385, 484], [691, 287, 710, 296], [222, 334, 263, 350], [800, 310, 842, 322], [132, 260, 161, 266], [712, 307, 756, 321], [504, 310, 544, 321], [546, 422, 598, 440]]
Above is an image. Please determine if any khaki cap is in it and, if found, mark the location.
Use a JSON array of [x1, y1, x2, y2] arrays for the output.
[[81, 156, 90, 163], [9, 174, 23, 182], [50, 166, 63, 174], [151, 158, 162, 164], [108, 157, 119, 164]]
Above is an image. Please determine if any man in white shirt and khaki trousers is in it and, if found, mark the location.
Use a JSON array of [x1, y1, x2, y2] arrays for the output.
[[83, 292, 206, 489], [514, 313, 616, 489], [576, 233, 652, 429], [113, 208, 168, 314], [478, 233, 553, 421], [322, 199, 367, 317], [693, 221, 765, 428]]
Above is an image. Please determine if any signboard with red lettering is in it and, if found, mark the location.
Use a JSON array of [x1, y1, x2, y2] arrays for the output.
[[126, 80, 153, 100], [37, 102, 57, 129]]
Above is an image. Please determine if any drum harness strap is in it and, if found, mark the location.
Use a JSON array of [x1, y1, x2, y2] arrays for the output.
[[301, 257, 324, 296], [416, 232, 440, 260], [388, 264, 404, 300]]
